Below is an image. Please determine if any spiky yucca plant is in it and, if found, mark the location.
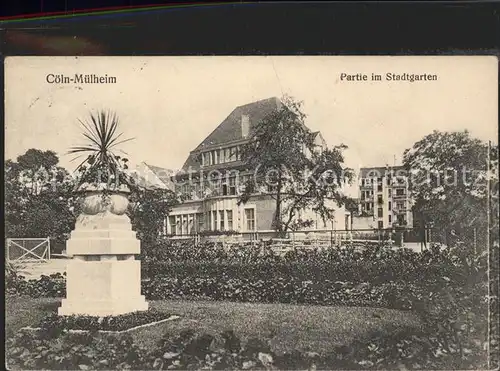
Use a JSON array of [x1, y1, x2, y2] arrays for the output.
[[69, 110, 134, 190]]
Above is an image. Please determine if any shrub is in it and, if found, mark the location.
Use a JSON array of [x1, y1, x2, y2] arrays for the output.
[[7, 273, 66, 298], [36, 309, 173, 332], [6, 324, 489, 370]]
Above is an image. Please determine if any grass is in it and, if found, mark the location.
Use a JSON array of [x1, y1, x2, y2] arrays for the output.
[[6, 296, 422, 354]]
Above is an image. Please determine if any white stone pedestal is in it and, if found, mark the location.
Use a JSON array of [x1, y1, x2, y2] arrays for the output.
[[58, 210, 148, 316]]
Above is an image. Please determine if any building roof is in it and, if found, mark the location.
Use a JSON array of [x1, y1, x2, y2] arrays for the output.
[[130, 162, 174, 190], [181, 97, 282, 171], [194, 97, 282, 151], [145, 163, 174, 185]]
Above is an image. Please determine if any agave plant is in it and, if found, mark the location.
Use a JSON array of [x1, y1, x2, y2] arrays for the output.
[[69, 110, 134, 190]]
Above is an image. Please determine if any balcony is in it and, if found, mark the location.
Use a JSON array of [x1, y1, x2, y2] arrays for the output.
[[392, 193, 407, 199], [392, 205, 408, 213]]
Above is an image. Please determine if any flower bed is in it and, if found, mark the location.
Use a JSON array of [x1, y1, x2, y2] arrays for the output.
[[31, 309, 177, 333]]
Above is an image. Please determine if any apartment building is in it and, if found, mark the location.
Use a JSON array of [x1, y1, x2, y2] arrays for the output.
[[137, 97, 349, 236], [357, 166, 413, 229]]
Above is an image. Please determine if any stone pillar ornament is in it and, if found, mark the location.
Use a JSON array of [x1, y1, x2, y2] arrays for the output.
[[58, 184, 148, 316]]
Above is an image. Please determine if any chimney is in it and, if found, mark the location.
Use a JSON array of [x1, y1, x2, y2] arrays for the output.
[[241, 114, 250, 138]]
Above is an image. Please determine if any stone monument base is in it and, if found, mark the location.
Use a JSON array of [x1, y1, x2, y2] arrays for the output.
[[58, 206, 149, 317], [58, 259, 148, 316]]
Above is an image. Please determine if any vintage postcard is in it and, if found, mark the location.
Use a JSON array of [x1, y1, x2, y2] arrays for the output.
[[4, 56, 499, 370]]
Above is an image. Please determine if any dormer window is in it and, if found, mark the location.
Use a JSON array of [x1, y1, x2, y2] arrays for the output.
[[200, 145, 241, 167]]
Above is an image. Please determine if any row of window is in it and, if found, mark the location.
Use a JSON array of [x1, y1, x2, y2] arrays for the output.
[[201, 146, 241, 166], [363, 200, 406, 213], [361, 177, 408, 187], [376, 216, 405, 229], [176, 174, 282, 199], [376, 215, 407, 229], [361, 187, 407, 201], [167, 208, 256, 235]]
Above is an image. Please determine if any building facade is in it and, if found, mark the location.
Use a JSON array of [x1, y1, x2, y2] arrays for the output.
[[139, 97, 349, 236], [356, 166, 413, 229]]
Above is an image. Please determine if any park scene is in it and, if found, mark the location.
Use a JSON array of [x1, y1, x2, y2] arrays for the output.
[[4, 56, 499, 370]]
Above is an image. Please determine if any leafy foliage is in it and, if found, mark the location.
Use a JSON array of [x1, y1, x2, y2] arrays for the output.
[[5, 150, 80, 247], [69, 110, 134, 189], [7, 273, 66, 298], [127, 187, 178, 242], [239, 96, 353, 233], [6, 238, 494, 369], [403, 130, 499, 247], [37, 309, 172, 332]]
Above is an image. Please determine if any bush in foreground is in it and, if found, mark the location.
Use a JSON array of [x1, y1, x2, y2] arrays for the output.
[[6, 323, 489, 370]]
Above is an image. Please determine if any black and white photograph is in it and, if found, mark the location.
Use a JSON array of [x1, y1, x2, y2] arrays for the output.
[[4, 56, 499, 370]]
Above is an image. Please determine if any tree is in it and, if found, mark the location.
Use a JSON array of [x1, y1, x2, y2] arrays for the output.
[[239, 96, 353, 234], [5, 149, 80, 250], [16, 149, 59, 195], [127, 187, 179, 242], [403, 130, 498, 248]]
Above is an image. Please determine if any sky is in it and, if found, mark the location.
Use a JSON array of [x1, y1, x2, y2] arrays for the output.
[[5, 56, 498, 176]]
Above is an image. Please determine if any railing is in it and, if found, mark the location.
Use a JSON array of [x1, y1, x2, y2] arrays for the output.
[[6, 237, 51, 262], [392, 193, 407, 198], [161, 228, 436, 251]]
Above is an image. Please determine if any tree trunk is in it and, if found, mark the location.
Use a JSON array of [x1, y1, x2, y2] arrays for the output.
[[274, 174, 283, 233]]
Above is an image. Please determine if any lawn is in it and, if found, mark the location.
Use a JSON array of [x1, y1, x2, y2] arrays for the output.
[[6, 296, 422, 354]]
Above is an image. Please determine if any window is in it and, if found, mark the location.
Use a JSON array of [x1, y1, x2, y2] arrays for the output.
[[219, 211, 225, 230], [245, 208, 255, 231], [227, 210, 233, 230], [169, 216, 176, 235], [377, 195, 383, 204], [203, 152, 210, 166], [378, 207, 383, 218], [197, 213, 204, 232], [388, 188, 392, 197], [396, 188, 405, 196], [212, 211, 217, 230], [361, 179, 365, 187], [396, 201, 405, 210], [377, 184, 383, 192], [366, 202, 372, 211], [189, 215, 195, 235], [267, 184, 277, 193], [228, 147, 237, 162], [388, 201, 392, 210], [229, 177, 237, 195], [388, 215, 392, 224], [378, 221, 384, 229], [181, 215, 188, 235]]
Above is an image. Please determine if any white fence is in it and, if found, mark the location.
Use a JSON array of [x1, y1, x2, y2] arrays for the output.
[[6, 238, 51, 262]]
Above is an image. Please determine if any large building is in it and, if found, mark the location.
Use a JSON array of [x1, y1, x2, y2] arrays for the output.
[[355, 166, 413, 229], [139, 97, 350, 236]]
